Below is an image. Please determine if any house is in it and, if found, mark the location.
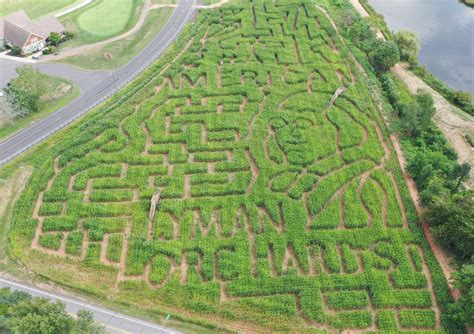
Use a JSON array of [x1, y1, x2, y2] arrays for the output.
[[0, 10, 65, 55]]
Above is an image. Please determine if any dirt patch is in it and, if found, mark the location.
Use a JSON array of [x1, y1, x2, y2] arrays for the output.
[[42, 83, 72, 102]]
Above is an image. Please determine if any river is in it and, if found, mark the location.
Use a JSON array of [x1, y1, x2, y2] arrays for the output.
[[368, 0, 474, 95]]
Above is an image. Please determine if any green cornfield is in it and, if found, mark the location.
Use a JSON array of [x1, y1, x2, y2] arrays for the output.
[[9, 0, 460, 332]]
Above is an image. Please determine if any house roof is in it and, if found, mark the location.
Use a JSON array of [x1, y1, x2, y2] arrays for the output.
[[4, 20, 31, 47], [0, 19, 4, 40], [28, 16, 65, 38], [4, 10, 31, 27], [0, 10, 65, 47]]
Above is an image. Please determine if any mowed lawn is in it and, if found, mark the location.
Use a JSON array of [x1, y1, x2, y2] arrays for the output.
[[77, 0, 135, 37], [60, 7, 174, 70], [0, 0, 76, 18]]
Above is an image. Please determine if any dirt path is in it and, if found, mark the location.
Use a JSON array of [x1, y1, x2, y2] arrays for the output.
[[195, 0, 230, 9]]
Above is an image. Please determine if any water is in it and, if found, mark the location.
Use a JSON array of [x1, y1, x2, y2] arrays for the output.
[[368, 0, 474, 95]]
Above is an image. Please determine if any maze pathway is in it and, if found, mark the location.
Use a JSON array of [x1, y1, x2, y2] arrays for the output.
[[13, 1, 447, 332]]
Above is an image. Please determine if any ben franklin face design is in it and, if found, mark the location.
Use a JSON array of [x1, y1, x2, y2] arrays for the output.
[[269, 114, 318, 166]]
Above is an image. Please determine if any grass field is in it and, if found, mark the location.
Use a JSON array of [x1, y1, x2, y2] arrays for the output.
[[7, 0, 462, 332], [59, 0, 143, 48], [77, 0, 135, 37], [0, 0, 77, 19], [59, 7, 174, 70], [0, 75, 80, 140]]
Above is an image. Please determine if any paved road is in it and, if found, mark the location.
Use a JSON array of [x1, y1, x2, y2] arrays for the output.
[[0, 0, 196, 166], [0, 59, 108, 92], [0, 278, 182, 334]]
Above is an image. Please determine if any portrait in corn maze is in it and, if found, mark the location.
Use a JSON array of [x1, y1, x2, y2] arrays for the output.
[[9, 0, 461, 332]]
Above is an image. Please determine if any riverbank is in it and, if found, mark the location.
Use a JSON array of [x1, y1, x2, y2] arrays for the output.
[[354, 0, 474, 188], [367, 0, 474, 97]]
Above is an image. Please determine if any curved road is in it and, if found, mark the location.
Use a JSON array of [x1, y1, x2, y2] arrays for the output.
[[0, 278, 181, 333], [0, 0, 196, 166]]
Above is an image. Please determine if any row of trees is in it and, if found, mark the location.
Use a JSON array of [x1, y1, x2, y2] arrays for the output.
[[346, 13, 473, 328], [0, 288, 105, 334]]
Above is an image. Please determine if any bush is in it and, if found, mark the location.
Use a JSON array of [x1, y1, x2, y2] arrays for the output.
[[453, 91, 473, 109], [10, 45, 22, 55], [394, 29, 420, 64], [64, 31, 76, 40], [465, 133, 474, 147], [370, 41, 400, 71], [42, 46, 56, 55], [425, 191, 474, 261], [448, 259, 474, 326], [48, 32, 62, 46]]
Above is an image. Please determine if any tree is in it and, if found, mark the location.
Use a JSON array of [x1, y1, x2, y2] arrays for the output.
[[1, 292, 106, 334], [424, 190, 474, 261], [48, 32, 62, 46], [448, 259, 474, 326], [419, 176, 450, 205], [10, 46, 22, 55], [399, 103, 421, 137], [451, 162, 471, 191], [4, 66, 46, 114], [72, 310, 105, 334], [0, 289, 31, 333], [348, 20, 377, 53], [398, 91, 436, 138], [0, 91, 28, 123], [394, 29, 420, 64], [370, 40, 400, 71], [415, 91, 436, 132], [6, 298, 74, 334]]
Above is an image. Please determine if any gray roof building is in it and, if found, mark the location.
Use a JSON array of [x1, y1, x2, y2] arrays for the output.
[[0, 10, 65, 51]]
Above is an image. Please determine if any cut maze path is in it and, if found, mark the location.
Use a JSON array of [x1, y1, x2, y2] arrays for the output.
[[6, 1, 460, 333]]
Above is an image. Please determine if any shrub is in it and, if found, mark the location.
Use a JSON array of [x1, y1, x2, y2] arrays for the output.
[[394, 29, 420, 64], [453, 91, 473, 109], [48, 32, 62, 46], [10, 45, 21, 55], [425, 191, 474, 261], [370, 41, 400, 71]]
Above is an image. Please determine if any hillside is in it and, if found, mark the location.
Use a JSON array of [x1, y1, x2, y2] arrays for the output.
[[8, 1, 457, 332]]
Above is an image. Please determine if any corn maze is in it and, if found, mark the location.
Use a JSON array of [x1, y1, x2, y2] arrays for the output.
[[12, 0, 450, 332]]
